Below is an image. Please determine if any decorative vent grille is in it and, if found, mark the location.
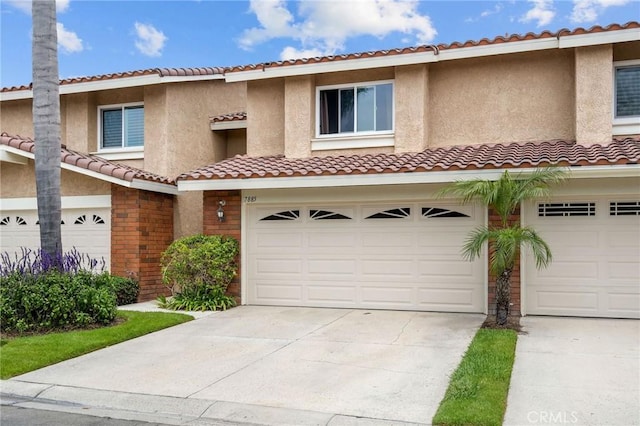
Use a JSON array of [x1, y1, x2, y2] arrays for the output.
[[310, 210, 351, 220], [15, 216, 27, 225], [0, 217, 9, 225], [538, 202, 595, 217], [610, 201, 640, 216], [365, 208, 411, 219], [422, 207, 469, 218], [74, 215, 87, 224], [93, 215, 106, 224], [260, 210, 300, 221]]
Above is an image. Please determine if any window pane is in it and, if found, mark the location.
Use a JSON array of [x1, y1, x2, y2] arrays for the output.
[[124, 106, 144, 147], [356, 86, 374, 131], [319, 89, 339, 134], [375, 83, 393, 131], [102, 109, 122, 148], [616, 66, 640, 117], [340, 89, 354, 133]]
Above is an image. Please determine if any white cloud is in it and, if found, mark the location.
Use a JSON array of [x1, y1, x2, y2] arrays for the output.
[[280, 46, 325, 60], [465, 3, 504, 23], [570, 0, 630, 23], [56, 22, 83, 53], [519, 0, 555, 27], [6, 0, 71, 14], [239, 0, 437, 60], [134, 22, 167, 57]]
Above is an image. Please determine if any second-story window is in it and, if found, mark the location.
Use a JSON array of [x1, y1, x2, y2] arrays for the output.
[[99, 103, 144, 150], [317, 81, 393, 137], [613, 60, 640, 136]]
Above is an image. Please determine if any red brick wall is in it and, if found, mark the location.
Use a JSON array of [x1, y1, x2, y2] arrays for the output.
[[111, 185, 174, 301], [203, 190, 241, 302], [487, 206, 521, 317]]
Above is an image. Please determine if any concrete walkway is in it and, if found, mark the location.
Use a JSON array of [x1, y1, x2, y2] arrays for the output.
[[1, 305, 485, 425], [505, 316, 640, 426]]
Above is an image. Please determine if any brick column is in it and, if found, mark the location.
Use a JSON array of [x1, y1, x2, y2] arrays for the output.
[[111, 185, 174, 301], [487, 206, 521, 317], [203, 190, 242, 303]]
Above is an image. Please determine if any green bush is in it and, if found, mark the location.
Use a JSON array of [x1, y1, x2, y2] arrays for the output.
[[159, 234, 239, 311], [0, 271, 117, 334], [93, 273, 139, 306]]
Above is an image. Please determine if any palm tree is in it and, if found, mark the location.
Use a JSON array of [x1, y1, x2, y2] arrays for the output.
[[32, 0, 63, 263], [440, 167, 568, 325]]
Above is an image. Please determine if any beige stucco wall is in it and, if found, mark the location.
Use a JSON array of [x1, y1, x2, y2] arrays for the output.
[[428, 49, 575, 147], [247, 79, 285, 157], [314, 68, 394, 86], [575, 45, 612, 144], [0, 160, 110, 198], [395, 64, 428, 153], [227, 129, 247, 157], [285, 76, 314, 158], [1, 99, 33, 138]]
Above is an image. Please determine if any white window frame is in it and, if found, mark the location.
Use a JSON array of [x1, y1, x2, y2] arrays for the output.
[[313, 80, 394, 150], [612, 60, 640, 136], [96, 102, 145, 158]]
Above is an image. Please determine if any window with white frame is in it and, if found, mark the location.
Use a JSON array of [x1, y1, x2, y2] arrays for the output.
[[99, 103, 144, 150], [613, 60, 640, 135], [317, 81, 393, 137]]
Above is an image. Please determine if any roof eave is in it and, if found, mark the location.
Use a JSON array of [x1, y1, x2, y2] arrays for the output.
[[224, 28, 640, 82], [0, 73, 225, 101], [0, 144, 178, 194], [177, 164, 640, 191]]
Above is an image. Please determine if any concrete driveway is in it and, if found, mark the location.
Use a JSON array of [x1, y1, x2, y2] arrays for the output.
[[3, 306, 485, 425], [505, 316, 640, 426]]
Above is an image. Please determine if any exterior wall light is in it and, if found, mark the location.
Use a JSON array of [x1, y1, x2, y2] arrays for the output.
[[217, 200, 226, 222]]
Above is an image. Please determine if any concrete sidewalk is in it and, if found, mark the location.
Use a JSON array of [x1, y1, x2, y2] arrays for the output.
[[504, 316, 640, 426], [1, 306, 485, 425]]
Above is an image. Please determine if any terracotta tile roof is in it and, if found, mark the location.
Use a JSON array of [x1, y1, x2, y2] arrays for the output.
[[210, 112, 247, 123], [0, 133, 175, 185], [178, 139, 640, 181], [225, 22, 639, 73], [1, 67, 224, 93]]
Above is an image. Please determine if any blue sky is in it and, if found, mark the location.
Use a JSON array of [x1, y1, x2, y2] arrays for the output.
[[1, 0, 638, 88]]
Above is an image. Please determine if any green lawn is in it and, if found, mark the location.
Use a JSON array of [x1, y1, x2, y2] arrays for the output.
[[432, 328, 518, 426], [0, 310, 193, 379]]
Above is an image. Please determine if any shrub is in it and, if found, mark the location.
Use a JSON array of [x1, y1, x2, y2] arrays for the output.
[[161, 234, 239, 294], [93, 273, 139, 306], [159, 234, 239, 311], [0, 270, 117, 333]]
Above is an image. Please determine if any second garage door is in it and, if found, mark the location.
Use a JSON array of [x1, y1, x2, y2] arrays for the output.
[[524, 198, 640, 318], [246, 202, 485, 312]]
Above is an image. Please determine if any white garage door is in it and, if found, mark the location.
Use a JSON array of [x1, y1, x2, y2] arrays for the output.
[[524, 198, 640, 318], [247, 202, 485, 312], [0, 207, 111, 269]]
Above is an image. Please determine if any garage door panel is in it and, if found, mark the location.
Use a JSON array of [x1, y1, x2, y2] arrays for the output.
[[361, 232, 414, 248], [307, 284, 357, 303], [361, 259, 414, 277], [417, 287, 476, 309], [607, 261, 640, 280], [308, 232, 356, 248], [607, 292, 640, 313], [530, 288, 599, 311], [536, 261, 598, 279], [608, 231, 640, 248], [255, 258, 302, 275], [418, 259, 476, 277], [307, 259, 356, 276], [256, 232, 302, 249], [254, 282, 303, 302], [361, 286, 414, 305]]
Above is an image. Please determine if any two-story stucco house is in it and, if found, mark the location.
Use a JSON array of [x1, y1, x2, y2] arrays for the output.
[[1, 22, 639, 318]]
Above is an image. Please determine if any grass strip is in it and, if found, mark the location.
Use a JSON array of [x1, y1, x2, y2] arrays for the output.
[[0, 310, 193, 379], [432, 328, 518, 426]]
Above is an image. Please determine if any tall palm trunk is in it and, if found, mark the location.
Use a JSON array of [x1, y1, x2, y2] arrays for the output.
[[496, 267, 512, 325], [32, 0, 63, 262]]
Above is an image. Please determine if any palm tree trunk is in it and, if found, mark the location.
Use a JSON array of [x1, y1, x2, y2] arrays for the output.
[[496, 267, 512, 325], [32, 0, 63, 264]]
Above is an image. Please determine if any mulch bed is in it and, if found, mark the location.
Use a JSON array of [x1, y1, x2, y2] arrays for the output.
[[481, 315, 524, 333]]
